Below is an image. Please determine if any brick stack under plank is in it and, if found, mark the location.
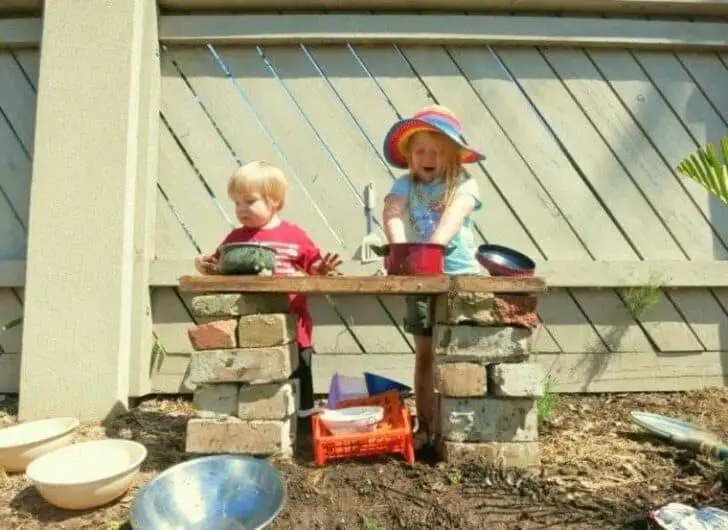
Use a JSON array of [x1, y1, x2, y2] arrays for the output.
[[184, 293, 299, 457], [433, 291, 544, 472]]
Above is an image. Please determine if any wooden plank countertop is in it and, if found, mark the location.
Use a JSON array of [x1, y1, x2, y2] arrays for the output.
[[178, 274, 547, 294]]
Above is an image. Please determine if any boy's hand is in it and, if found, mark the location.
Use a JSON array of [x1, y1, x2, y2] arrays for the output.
[[195, 254, 219, 275], [311, 253, 343, 276]]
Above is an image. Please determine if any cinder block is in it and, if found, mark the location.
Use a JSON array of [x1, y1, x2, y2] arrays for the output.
[[238, 380, 299, 420], [435, 362, 487, 397], [434, 293, 539, 328], [189, 343, 298, 386], [187, 319, 237, 350], [488, 363, 545, 397], [191, 294, 290, 318], [438, 441, 540, 470], [193, 383, 239, 418], [439, 396, 538, 443], [238, 313, 296, 348], [435, 325, 533, 363], [186, 416, 296, 456]]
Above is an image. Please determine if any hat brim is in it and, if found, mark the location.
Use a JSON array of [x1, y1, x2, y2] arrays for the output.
[[382, 118, 486, 169]]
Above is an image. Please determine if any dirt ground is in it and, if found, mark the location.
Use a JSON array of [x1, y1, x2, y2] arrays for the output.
[[1, 389, 728, 530]]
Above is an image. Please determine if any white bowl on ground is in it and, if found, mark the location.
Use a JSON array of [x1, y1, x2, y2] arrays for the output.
[[320, 406, 385, 435], [0, 417, 80, 473], [26, 439, 148, 510]]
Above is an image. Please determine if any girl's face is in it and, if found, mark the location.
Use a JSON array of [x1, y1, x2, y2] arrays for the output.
[[233, 192, 278, 228], [407, 131, 457, 183]]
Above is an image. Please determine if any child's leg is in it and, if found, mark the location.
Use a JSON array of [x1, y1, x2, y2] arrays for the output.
[[404, 295, 435, 443], [294, 346, 315, 417]]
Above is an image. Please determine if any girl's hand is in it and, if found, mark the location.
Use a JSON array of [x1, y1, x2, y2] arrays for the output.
[[195, 254, 219, 275], [311, 253, 343, 276]]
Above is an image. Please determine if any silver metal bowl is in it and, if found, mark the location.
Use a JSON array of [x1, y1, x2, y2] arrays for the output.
[[129, 455, 285, 530]]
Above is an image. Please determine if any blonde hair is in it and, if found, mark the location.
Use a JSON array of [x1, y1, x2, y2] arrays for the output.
[[228, 160, 288, 210], [403, 130, 463, 212]]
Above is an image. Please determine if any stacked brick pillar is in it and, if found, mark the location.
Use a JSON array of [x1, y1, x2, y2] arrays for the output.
[[183, 294, 299, 457], [433, 291, 543, 471]]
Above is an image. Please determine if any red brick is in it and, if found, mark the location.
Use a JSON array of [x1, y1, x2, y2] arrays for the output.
[[187, 319, 238, 350]]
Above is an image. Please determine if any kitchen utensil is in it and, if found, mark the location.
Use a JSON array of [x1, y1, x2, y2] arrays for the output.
[[0, 417, 79, 473], [319, 406, 385, 435], [364, 372, 412, 396], [360, 182, 383, 264], [631, 411, 728, 460], [370, 242, 450, 276], [218, 242, 277, 275], [327, 372, 369, 409], [26, 439, 147, 510], [475, 244, 536, 277], [130, 454, 285, 530]]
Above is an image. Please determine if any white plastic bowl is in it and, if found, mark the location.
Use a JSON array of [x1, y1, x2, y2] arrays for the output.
[[26, 439, 148, 510], [320, 406, 385, 435], [0, 417, 80, 473]]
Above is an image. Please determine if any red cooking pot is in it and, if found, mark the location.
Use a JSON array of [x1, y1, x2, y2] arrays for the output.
[[371, 243, 453, 276]]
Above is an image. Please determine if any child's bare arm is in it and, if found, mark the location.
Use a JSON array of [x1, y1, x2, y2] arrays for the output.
[[430, 179, 480, 246], [383, 194, 407, 243]]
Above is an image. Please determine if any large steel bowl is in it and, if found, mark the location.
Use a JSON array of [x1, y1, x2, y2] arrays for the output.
[[129, 455, 285, 530]]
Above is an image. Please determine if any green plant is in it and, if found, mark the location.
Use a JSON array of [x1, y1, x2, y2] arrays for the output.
[[151, 332, 167, 372], [619, 274, 663, 318], [362, 520, 380, 530], [537, 373, 557, 422], [677, 135, 728, 204]]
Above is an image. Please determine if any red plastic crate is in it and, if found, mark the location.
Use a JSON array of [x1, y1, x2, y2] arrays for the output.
[[311, 390, 415, 467]]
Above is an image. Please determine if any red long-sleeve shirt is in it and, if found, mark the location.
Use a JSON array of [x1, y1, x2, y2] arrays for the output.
[[212, 221, 320, 349]]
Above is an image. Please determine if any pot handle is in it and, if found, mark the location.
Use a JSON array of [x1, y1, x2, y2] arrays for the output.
[[370, 244, 390, 257]]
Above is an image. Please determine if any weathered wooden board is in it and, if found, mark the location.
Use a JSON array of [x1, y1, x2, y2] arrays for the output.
[[130, 349, 728, 396]]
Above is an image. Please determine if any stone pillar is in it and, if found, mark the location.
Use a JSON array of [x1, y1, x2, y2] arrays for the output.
[[18, 0, 159, 421], [433, 292, 543, 472], [184, 294, 299, 457]]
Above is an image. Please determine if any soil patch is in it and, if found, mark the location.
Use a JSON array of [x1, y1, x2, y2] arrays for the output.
[[1, 389, 728, 529]]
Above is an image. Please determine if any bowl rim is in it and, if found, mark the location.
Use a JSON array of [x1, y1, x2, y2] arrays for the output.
[[0, 417, 80, 450], [26, 439, 148, 487], [129, 454, 286, 529], [219, 242, 278, 254]]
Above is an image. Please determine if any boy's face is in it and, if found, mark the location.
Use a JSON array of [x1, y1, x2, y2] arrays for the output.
[[408, 131, 456, 182], [233, 192, 278, 228]]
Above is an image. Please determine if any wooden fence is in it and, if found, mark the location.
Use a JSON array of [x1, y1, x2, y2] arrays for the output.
[[2, 2, 728, 420]]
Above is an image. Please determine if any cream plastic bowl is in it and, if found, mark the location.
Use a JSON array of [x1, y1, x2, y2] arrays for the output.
[[0, 417, 80, 473], [26, 439, 148, 510], [320, 406, 385, 435]]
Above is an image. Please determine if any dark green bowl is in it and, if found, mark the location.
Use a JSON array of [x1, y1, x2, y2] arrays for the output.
[[218, 243, 277, 275]]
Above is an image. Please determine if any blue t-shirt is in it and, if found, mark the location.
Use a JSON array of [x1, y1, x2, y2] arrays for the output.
[[388, 174, 482, 275]]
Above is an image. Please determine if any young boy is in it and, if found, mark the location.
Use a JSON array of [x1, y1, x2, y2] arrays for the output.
[[195, 160, 342, 416]]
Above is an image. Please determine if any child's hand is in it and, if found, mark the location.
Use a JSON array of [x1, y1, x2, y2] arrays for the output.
[[195, 254, 219, 275], [311, 253, 343, 276]]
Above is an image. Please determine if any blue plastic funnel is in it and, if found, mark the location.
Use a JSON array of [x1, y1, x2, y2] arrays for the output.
[[364, 372, 412, 396]]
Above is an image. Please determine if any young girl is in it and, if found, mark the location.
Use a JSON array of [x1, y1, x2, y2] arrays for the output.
[[381, 105, 485, 448], [195, 160, 342, 417]]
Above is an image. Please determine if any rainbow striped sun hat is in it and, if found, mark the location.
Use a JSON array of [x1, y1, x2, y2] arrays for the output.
[[382, 105, 485, 169]]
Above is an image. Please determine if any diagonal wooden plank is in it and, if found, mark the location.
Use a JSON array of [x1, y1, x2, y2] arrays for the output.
[[543, 48, 721, 352], [161, 45, 364, 354], [449, 46, 651, 353], [0, 50, 36, 153], [590, 50, 728, 249], [158, 122, 231, 252], [12, 48, 39, 91], [0, 112, 31, 228], [0, 288, 23, 354], [154, 188, 199, 259]]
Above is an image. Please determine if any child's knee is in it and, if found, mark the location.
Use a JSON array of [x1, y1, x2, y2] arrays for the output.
[[403, 295, 433, 337]]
